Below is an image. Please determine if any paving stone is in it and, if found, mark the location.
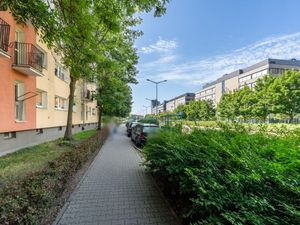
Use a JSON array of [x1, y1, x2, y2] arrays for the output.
[[53, 125, 180, 225]]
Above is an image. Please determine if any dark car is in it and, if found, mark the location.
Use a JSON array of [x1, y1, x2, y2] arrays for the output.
[[125, 119, 134, 129], [132, 123, 159, 147], [127, 122, 139, 137]]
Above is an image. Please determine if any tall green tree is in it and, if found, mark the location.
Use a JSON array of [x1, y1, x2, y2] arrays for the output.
[[237, 86, 255, 121], [270, 70, 300, 122], [217, 91, 238, 121], [186, 100, 215, 122], [2, 0, 170, 140], [252, 75, 275, 122]]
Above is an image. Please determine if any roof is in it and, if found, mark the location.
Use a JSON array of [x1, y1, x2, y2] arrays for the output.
[[199, 58, 300, 91], [166, 92, 195, 103]]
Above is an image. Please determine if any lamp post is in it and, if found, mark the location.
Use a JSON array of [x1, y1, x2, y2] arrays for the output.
[[146, 79, 167, 115]]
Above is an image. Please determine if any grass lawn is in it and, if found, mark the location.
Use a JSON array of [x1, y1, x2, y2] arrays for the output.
[[73, 129, 97, 141], [0, 129, 97, 184]]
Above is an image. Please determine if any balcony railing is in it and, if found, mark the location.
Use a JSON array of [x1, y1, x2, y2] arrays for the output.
[[0, 17, 10, 53], [13, 42, 44, 73]]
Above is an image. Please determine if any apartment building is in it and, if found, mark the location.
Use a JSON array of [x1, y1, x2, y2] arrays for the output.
[[166, 93, 195, 112], [0, 11, 98, 154], [35, 38, 98, 129], [151, 101, 167, 114], [195, 58, 300, 104], [0, 11, 40, 132]]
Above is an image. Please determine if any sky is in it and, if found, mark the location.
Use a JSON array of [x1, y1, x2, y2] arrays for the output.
[[131, 0, 300, 115]]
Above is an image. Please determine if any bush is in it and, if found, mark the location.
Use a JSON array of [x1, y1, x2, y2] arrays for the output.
[[143, 127, 300, 225], [138, 118, 159, 125], [0, 128, 109, 225]]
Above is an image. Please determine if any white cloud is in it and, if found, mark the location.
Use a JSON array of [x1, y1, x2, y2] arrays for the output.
[[138, 32, 300, 88], [139, 37, 178, 54]]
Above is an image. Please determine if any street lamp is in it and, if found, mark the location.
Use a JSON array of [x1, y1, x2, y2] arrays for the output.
[[146, 79, 167, 115]]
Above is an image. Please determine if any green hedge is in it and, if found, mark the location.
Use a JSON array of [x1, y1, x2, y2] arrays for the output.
[[0, 128, 109, 225], [143, 126, 300, 225]]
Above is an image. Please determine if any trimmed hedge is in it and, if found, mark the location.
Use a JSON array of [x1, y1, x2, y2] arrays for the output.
[[143, 126, 300, 225], [0, 128, 109, 225]]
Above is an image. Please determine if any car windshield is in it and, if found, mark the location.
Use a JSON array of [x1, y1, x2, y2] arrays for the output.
[[143, 126, 159, 133]]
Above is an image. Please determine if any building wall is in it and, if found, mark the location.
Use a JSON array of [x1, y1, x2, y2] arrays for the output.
[[195, 60, 300, 105], [0, 12, 99, 133], [166, 100, 176, 112], [0, 11, 37, 132], [81, 82, 98, 124], [36, 39, 98, 128]]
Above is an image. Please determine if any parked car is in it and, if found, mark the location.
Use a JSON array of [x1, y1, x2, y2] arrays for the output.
[[127, 122, 139, 137], [125, 119, 134, 129], [132, 123, 159, 147], [130, 124, 139, 142]]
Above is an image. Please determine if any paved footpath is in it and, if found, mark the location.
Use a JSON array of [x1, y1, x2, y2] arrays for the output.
[[53, 125, 180, 225]]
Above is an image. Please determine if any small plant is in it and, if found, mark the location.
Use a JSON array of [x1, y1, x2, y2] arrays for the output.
[[58, 138, 71, 146]]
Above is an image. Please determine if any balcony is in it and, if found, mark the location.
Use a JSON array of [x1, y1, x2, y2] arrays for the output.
[[12, 42, 44, 76], [0, 17, 10, 58], [83, 89, 94, 101]]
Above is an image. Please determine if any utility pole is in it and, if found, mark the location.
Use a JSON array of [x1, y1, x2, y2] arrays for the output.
[[146, 79, 167, 115]]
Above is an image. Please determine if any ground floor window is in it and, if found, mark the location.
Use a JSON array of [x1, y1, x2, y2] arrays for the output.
[[15, 81, 25, 121], [36, 89, 47, 108], [55, 96, 67, 110]]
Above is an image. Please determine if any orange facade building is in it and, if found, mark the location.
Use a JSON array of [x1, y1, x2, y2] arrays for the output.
[[0, 11, 44, 132]]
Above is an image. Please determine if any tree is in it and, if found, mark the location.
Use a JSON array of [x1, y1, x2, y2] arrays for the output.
[[252, 75, 275, 122], [186, 100, 215, 122], [236, 86, 255, 121], [3, 0, 170, 140], [0, 0, 57, 44], [270, 70, 300, 122], [175, 104, 188, 119], [217, 91, 238, 121], [96, 76, 133, 130]]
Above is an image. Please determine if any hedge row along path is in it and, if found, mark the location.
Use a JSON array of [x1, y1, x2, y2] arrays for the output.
[[53, 125, 179, 225]]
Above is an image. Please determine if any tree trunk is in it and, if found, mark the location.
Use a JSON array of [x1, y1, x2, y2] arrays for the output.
[[64, 76, 77, 140], [97, 105, 102, 130], [289, 112, 294, 124]]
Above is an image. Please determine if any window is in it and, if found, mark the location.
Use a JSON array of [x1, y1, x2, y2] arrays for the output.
[[55, 63, 68, 81], [55, 96, 67, 110], [4, 132, 16, 139], [72, 103, 77, 112], [239, 75, 252, 83], [81, 103, 84, 121], [252, 69, 268, 79], [15, 81, 25, 121], [36, 90, 47, 108], [86, 106, 89, 120], [37, 45, 47, 69], [36, 129, 43, 135], [269, 68, 286, 75], [92, 108, 96, 115]]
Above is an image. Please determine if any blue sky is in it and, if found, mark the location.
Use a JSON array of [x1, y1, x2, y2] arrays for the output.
[[131, 0, 300, 115]]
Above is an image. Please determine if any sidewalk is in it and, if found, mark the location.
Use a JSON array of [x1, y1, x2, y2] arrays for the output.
[[53, 125, 180, 225]]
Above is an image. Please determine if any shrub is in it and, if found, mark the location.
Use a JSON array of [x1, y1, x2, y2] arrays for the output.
[[143, 127, 300, 225], [138, 118, 159, 125], [0, 128, 109, 225]]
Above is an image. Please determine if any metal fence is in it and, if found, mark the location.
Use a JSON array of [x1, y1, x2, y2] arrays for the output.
[[0, 17, 10, 52], [13, 42, 44, 72]]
